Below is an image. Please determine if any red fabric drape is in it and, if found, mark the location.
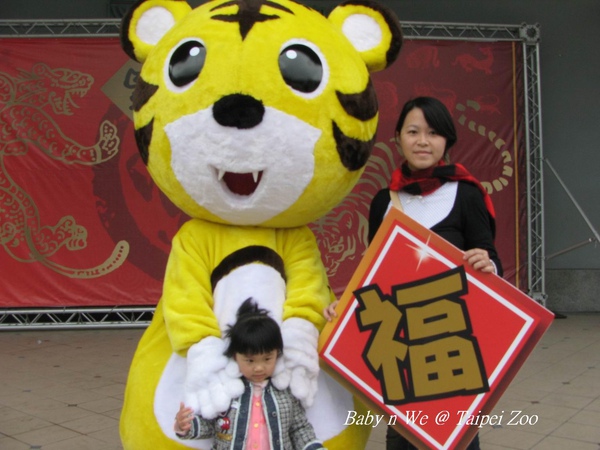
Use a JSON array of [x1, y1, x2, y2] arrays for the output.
[[0, 38, 525, 308]]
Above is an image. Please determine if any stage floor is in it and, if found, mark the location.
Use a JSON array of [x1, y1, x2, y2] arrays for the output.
[[0, 313, 598, 450]]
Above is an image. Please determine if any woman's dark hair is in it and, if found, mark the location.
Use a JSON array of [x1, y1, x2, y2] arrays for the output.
[[224, 298, 283, 358], [395, 96, 457, 154]]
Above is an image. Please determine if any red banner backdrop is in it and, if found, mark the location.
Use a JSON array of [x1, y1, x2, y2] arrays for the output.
[[0, 37, 525, 308]]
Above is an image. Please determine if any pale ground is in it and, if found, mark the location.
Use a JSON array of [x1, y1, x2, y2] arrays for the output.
[[0, 313, 599, 449]]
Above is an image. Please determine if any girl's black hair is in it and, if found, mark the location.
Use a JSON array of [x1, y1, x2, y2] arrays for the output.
[[224, 298, 283, 358], [395, 96, 457, 154]]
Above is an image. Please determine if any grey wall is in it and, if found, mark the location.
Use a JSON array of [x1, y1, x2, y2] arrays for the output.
[[2, 0, 599, 312]]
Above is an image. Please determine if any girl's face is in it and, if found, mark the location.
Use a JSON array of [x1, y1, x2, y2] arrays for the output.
[[235, 350, 278, 383], [397, 107, 447, 171]]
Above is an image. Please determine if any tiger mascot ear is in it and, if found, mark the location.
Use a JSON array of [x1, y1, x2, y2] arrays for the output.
[[120, 0, 192, 63], [328, 1, 402, 72]]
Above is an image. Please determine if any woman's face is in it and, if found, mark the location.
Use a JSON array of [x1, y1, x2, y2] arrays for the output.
[[397, 107, 447, 171]]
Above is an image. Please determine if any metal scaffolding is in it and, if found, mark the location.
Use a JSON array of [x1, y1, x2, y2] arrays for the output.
[[0, 19, 544, 329]]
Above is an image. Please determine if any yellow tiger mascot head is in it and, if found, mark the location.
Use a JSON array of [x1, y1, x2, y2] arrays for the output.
[[121, 0, 401, 228]]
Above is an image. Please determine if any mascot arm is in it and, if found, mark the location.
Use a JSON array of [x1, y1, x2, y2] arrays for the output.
[[272, 226, 331, 407], [162, 221, 220, 356], [280, 226, 331, 328], [163, 221, 245, 418]]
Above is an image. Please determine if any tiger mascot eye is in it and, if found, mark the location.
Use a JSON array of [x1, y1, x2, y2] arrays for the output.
[[119, 0, 402, 448]]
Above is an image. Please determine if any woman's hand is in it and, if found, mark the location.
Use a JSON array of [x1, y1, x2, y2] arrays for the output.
[[174, 402, 194, 436], [323, 300, 339, 322], [463, 248, 496, 273]]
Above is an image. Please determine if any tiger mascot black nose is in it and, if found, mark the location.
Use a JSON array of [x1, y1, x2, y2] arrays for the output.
[[213, 94, 265, 129]]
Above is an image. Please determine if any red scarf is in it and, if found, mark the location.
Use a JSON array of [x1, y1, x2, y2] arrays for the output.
[[389, 161, 496, 219]]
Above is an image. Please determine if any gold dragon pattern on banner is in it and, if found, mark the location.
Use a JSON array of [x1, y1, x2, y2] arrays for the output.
[[456, 99, 514, 194], [0, 62, 129, 278], [310, 139, 397, 287]]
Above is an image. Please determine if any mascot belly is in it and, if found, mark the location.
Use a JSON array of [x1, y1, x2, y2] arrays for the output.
[[118, 0, 402, 448]]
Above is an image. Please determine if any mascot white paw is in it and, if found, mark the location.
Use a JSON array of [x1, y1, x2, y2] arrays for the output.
[[272, 318, 320, 407], [184, 337, 244, 418]]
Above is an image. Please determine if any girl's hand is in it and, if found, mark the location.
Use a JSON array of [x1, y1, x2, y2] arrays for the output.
[[174, 402, 194, 435], [323, 300, 339, 322], [463, 248, 496, 273]]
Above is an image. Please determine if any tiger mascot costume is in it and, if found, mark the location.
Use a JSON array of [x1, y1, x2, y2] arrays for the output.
[[119, 0, 402, 448]]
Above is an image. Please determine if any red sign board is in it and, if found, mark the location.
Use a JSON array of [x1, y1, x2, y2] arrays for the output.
[[319, 208, 553, 449]]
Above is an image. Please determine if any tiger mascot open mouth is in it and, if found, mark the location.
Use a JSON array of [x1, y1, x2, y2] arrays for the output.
[[119, 0, 402, 448]]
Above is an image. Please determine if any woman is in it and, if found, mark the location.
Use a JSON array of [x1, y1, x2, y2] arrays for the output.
[[327, 96, 502, 450], [369, 96, 501, 276]]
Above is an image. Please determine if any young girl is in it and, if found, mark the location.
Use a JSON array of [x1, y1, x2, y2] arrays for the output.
[[175, 298, 325, 450]]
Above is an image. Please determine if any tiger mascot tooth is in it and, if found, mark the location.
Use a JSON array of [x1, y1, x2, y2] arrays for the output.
[[119, 0, 402, 448]]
